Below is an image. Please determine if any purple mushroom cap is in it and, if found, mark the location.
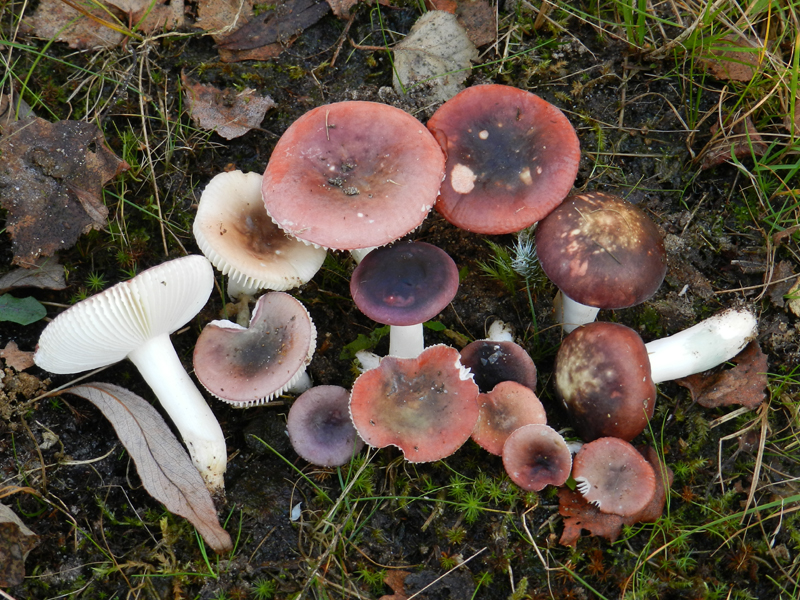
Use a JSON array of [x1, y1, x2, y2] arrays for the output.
[[460, 339, 537, 393], [350, 241, 459, 326], [287, 385, 365, 467]]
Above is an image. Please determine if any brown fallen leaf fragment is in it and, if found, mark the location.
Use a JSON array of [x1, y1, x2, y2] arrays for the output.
[[216, 0, 330, 62], [27, 0, 126, 49], [455, 0, 496, 47], [0, 258, 67, 294], [558, 487, 626, 547], [105, 0, 184, 33], [64, 383, 233, 553], [195, 0, 254, 37], [326, 0, 360, 19], [0, 341, 36, 372], [380, 570, 411, 600], [0, 504, 38, 587], [701, 35, 761, 82], [182, 73, 276, 140], [700, 116, 767, 170], [766, 260, 798, 309], [0, 118, 128, 265], [675, 341, 768, 410]]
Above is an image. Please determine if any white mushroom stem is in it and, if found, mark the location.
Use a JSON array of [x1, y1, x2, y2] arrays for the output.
[[487, 320, 514, 342], [127, 333, 227, 494], [645, 308, 758, 384], [554, 290, 600, 334], [389, 324, 426, 359]]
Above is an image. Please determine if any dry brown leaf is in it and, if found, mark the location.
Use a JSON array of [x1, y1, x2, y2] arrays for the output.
[[425, 0, 457, 12], [788, 279, 800, 317], [0, 258, 67, 294], [104, 0, 184, 31], [0, 118, 128, 265], [701, 35, 761, 82], [182, 73, 276, 139], [0, 504, 38, 587], [0, 341, 35, 371], [380, 570, 411, 600], [65, 383, 233, 553], [675, 341, 768, 409], [195, 0, 254, 37], [326, 0, 360, 18], [766, 260, 798, 309], [700, 116, 767, 170], [456, 0, 496, 47], [27, 0, 126, 49], [215, 0, 330, 62], [558, 487, 626, 547]]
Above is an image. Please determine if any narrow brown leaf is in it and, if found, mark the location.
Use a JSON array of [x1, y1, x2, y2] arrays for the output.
[[700, 116, 767, 170], [64, 383, 233, 553], [675, 341, 768, 409], [0, 258, 67, 294]]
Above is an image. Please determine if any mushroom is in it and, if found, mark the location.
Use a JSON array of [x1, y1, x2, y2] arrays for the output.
[[33, 255, 227, 493], [349, 344, 480, 462], [554, 308, 758, 441], [459, 320, 537, 393], [472, 381, 547, 456], [426, 84, 580, 234], [535, 191, 667, 332], [350, 241, 459, 359], [502, 424, 572, 491], [193, 292, 316, 406], [287, 386, 365, 467], [262, 101, 446, 251], [193, 170, 326, 324], [571, 437, 656, 517]]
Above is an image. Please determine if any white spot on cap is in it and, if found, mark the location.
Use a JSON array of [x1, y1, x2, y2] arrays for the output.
[[478, 130, 489, 140], [451, 163, 477, 194], [519, 167, 533, 186]]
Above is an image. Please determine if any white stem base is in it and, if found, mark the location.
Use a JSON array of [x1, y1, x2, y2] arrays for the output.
[[389, 324, 425, 359], [487, 320, 514, 342], [645, 308, 758, 384], [555, 290, 600, 333], [128, 334, 227, 494]]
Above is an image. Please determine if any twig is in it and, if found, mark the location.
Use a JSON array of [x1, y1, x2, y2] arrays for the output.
[[406, 547, 486, 600]]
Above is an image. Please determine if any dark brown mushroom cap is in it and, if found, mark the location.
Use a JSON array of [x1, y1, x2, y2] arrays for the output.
[[472, 381, 547, 456], [426, 84, 580, 234], [193, 292, 316, 406], [459, 339, 537, 393], [535, 191, 667, 309], [286, 386, 365, 467], [349, 344, 479, 463], [554, 321, 655, 442], [350, 241, 459, 326], [572, 437, 656, 517], [502, 424, 572, 491], [262, 101, 446, 250]]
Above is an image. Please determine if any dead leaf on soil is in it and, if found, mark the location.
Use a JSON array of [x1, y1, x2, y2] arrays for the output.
[[700, 35, 761, 82], [182, 73, 276, 139], [766, 260, 798, 309], [0, 258, 67, 295], [787, 279, 800, 317], [700, 116, 767, 170], [455, 0, 496, 47], [28, 0, 126, 49], [380, 570, 411, 600], [215, 0, 330, 62], [64, 383, 233, 553], [0, 342, 36, 372], [0, 93, 35, 134], [0, 504, 38, 587], [393, 10, 478, 104], [195, 0, 254, 37], [0, 117, 128, 265], [105, 0, 184, 33], [675, 341, 768, 410]]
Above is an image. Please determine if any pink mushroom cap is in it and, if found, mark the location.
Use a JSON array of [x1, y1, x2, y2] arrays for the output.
[[287, 386, 365, 467], [349, 344, 479, 462], [426, 84, 580, 234], [472, 381, 547, 456], [262, 101, 446, 250], [502, 424, 572, 491]]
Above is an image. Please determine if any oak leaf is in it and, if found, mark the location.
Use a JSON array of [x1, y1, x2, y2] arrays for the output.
[[0, 341, 36, 372]]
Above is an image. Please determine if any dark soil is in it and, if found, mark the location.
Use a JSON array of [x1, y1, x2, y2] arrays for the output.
[[2, 2, 800, 600]]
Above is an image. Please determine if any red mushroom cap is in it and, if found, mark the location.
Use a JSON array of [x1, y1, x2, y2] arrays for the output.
[[472, 381, 547, 456], [287, 386, 365, 467], [426, 84, 580, 234], [459, 339, 537, 393], [350, 241, 459, 326], [349, 344, 479, 462], [535, 191, 667, 309], [502, 424, 572, 491], [571, 437, 656, 517], [554, 321, 655, 442], [262, 101, 446, 250], [193, 292, 316, 406]]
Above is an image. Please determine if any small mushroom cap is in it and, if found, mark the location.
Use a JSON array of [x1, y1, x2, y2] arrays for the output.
[[193, 292, 316, 406], [262, 101, 446, 250], [459, 339, 537, 393], [427, 84, 580, 234], [472, 381, 547, 456], [35, 255, 214, 373], [554, 321, 655, 442], [572, 437, 656, 517], [535, 191, 667, 309], [287, 386, 365, 467], [193, 170, 326, 294], [502, 424, 572, 491], [350, 241, 459, 326], [349, 344, 479, 462]]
